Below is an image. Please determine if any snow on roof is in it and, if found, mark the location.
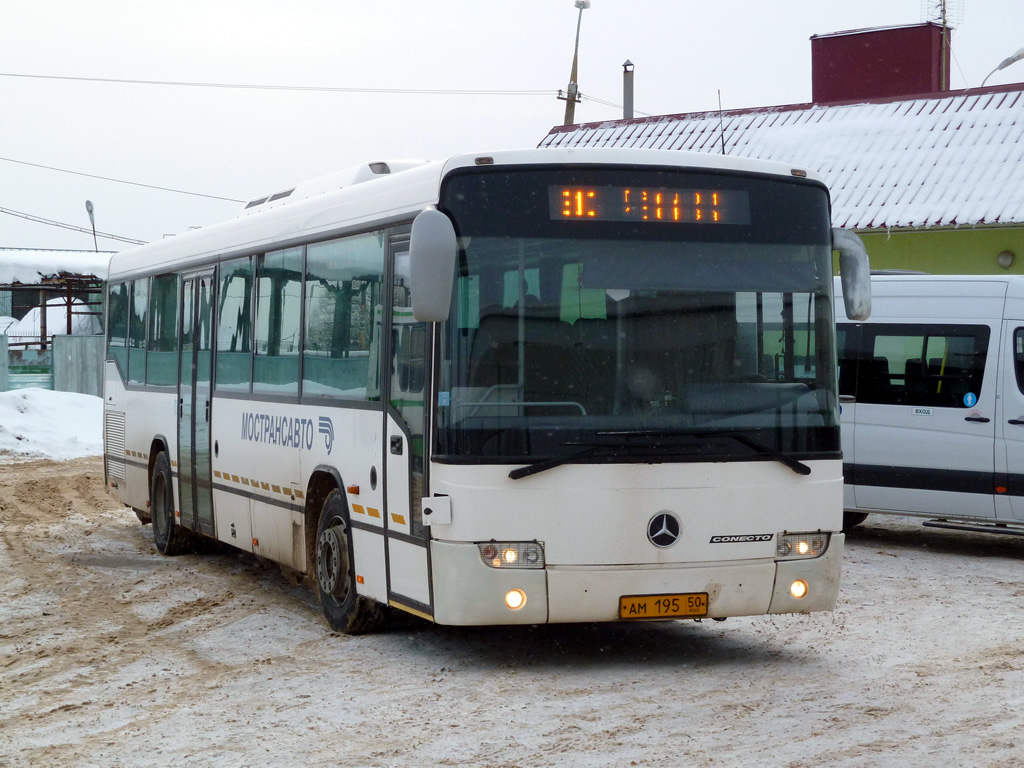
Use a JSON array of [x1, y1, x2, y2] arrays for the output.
[[809, 23, 941, 40], [0, 249, 112, 285], [540, 85, 1024, 231]]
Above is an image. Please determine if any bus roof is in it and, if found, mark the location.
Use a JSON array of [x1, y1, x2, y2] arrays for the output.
[[107, 147, 825, 281]]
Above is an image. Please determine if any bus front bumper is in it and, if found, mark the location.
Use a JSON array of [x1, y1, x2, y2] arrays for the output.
[[429, 535, 843, 626]]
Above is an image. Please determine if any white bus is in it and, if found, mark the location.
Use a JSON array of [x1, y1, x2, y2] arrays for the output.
[[103, 148, 870, 633]]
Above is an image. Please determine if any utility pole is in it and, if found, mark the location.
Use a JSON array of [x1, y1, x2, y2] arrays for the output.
[[558, 0, 590, 126]]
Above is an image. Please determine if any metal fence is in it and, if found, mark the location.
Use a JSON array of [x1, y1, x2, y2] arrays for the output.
[[1, 335, 104, 396]]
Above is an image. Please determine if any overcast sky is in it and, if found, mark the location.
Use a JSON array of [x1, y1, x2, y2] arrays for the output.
[[2, 0, 1022, 253]]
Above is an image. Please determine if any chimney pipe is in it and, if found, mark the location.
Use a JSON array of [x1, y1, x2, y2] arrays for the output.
[[622, 60, 634, 119]]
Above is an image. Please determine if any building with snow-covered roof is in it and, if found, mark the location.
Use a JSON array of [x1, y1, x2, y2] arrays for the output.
[[540, 23, 1024, 275], [0, 248, 109, 393], [0, 248, 109, 331]]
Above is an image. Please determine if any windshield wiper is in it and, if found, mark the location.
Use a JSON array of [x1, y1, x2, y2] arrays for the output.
[[601, 429, 812, 475], [508, 445, 606, 480], [507, 430, 811, 480], [719, 433, 811, 476]]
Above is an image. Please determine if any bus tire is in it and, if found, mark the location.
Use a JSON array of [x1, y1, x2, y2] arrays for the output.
[[151, 451, 189, 556], [314, 489, 385, 634], [843, 511, 869, 530]]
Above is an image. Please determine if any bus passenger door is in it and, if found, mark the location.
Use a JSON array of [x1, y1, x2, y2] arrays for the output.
[[177, 272, 216, 537], [384, 245, 433, 618]]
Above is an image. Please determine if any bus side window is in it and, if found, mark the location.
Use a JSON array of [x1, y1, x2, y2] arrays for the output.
[[253, 247, 302, 396], [106, 281, 130, 379], [303, 233, 386, 399], [128, 279, 148, 386], [216, 257, 253, 393], [147, 274, 179, 387]]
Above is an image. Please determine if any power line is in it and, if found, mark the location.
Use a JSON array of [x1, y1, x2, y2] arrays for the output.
[[0, 246, 116, 254], [0, 206, 147, 245], [0, 71, 645, 120], [580, 93, 651, 117], [0, 156, 243, 203], [0, 71, 556, 97]]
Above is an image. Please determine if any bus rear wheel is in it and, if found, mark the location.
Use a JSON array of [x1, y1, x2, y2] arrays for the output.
[[151, 451, 190, 556], [314, 489, 385, 634]]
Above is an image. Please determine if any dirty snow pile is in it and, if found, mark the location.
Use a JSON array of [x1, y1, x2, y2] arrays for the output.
[[0, 388, 103, 460]]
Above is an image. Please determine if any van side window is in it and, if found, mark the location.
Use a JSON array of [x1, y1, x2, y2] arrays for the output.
[[856, 324, 989, 407], [1014, 329, 1024, 395]]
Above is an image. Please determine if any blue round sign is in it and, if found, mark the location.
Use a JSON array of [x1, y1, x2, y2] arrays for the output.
[[963, 392, 978, 407]]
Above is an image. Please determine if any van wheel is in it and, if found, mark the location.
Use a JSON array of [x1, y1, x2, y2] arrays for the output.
[[843, 511, 869, 530], [151, 451, 190, 555], [314, 489, 385, 634]]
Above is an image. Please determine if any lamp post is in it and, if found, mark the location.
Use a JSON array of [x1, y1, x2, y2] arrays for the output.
[[981, 47, 1024, 87], [559, 0, 590, 126], [85, 200, 98, 253]]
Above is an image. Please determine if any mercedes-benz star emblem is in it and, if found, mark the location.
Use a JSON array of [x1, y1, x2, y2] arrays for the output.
[[647, 512, 680, 548]]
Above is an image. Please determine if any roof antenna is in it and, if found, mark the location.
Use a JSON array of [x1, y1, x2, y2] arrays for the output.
[[717, 90, 727, 155]]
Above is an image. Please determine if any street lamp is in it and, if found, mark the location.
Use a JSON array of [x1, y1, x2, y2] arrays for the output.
[[558, 0, 591, 126], [85, 200, 98, 252], [981, 47, 1024, 87]]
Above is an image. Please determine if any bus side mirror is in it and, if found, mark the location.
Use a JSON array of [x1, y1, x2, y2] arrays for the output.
[[409, 208, 457, 322], [833, 227, 871, 321]]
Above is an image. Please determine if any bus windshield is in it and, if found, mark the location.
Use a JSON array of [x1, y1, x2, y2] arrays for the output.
[[436, 166, 839, 464]]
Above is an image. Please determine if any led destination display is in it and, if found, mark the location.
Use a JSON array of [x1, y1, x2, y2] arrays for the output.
[[550, 185, 751, 225]]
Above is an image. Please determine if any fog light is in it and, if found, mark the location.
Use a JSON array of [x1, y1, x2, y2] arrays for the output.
[[505, 589, 527, 610], [790, 579, 809, 599]]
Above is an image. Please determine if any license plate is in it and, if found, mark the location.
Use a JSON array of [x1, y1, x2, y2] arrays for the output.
[[619, 592, 709, 620]]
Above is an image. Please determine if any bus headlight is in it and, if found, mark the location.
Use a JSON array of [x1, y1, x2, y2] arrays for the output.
[[776, 532, 829, 560], [478, 541, 545, 569], [790, 579, 809, 599]]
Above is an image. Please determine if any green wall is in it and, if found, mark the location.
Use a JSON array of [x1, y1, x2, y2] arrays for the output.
[[832, 226, 1024, 275]]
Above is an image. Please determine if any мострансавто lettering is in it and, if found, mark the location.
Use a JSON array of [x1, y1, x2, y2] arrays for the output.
[[240, 412, 315, 451]]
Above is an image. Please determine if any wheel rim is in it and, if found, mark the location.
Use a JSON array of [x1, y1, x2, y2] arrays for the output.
[[317, 522, 351, 603]]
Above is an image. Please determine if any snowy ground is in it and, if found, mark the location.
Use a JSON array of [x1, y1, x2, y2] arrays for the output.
[[1, 391, 1023, 767], [0, 388, 103, 460]]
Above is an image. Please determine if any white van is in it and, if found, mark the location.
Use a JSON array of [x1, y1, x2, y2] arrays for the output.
[[835, 274, 1024, 535]]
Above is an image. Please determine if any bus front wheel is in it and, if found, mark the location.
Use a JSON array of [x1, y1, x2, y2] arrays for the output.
[[314, 489, 385, 634], [151, 451, 189, 556]]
